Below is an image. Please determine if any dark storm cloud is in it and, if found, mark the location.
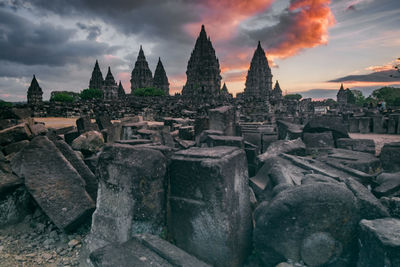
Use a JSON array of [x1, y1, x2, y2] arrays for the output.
[[76, 22, 102, 40], [0, 9, 117, 67]]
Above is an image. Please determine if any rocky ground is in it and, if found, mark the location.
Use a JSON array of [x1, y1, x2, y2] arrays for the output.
[[0, 208, 91, 267]]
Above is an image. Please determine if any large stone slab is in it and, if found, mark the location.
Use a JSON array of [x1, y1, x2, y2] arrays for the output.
[[276, 120, 303, 140], [303, 117, 349, 142], [254, 183, 359, 267], [10, 136, 95, 231], [170, 146, 252, 267], [337, 138, 376, 154], [358, 218, 400, 267], [89, 234, 211, 267], [87, 144, 167, 252], [258, 138, 306, 163]]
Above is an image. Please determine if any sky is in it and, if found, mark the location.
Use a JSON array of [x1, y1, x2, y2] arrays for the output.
[[0, 0, 399, 102]]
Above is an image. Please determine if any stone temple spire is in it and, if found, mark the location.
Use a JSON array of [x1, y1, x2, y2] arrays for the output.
[[117, 81, 126, 99], [104, 66, 116, 86], [130, 46, 154, 94], [89, 60, 104, 90], [272, 80, 283, 100], [337, 83, 347, 105], [153, 57, 169, 96], [27, 75, 43, 105], [182, 25, 221, 97], [244, 41, 273, 98]]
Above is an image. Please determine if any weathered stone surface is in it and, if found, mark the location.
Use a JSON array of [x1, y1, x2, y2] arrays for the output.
[[50, 138, 98, 200], [10, 136, 95, 231], [343, 178, 389, 219], [3, 140, 29, 155], [72, 130, 104, 156], [87, 144, 166, 252], [64, 130, 80, 145], [96, 114, 112, 130], [115, 139, 152, 146], [374, 172, 400, 197], [254, 183, 359, 267], [303, 132, 334, 148], [89, 234, 211, 267], [303, 117, 349, 142], [209, 106, 235, 136], [179, 126, 195, 140], [380, 142, 400, 172], [358, 218, 400, 267], [337, 138, 376, 154], [258, 138, 306, 163], [359, 117, 371, 133], [170, 146, 252, 267], [301, 173, 339, 185], [276, 120, 303, 140], [380, 197, 400, 218], [29, 123, 48, 136], [0, 123, 31, 146], [348, 118, 359, 133]]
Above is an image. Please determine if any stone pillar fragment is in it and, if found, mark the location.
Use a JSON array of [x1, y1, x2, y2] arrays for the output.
[[170, 146, 252, 267], [209, 106, 236, 136], [87, 144, 167, 252]]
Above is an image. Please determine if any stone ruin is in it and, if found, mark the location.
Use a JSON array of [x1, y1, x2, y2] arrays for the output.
[[1, 24, 400, 267]]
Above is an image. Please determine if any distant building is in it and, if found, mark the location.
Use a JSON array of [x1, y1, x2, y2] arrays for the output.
[[27, 75, 43, 105], [89, 60, 104, 90], [182, 25, 221, 97], [130, 46, 154, 94], [220, 82, 233, 99], [272, 80, 283, 100], [337, 83, 348, 105], [244, 41, 273, 99], [153, 58, 169, 96]]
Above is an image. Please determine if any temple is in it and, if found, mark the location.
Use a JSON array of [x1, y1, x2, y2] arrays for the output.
[[244, 41, 273, 99], [182, 25, 221, 97], [153, 58, 169, 96], [130, 46, 154, 94], [27, 75, 43, 105], [89, 60, 104, 90]]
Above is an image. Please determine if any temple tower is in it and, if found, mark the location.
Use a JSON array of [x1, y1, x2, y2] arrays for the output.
[[102, 67, 118, 100], [89, 60, 104, 90], [272, 80, 283, 100], [153, 58, 169, 96], [117, 81, 126, 99], [130, 46, 154, 94], [182, 25, 221, 97], [337, 83, 347, 105], [244, 41, 273, 98], [27, 75, 43, 105]]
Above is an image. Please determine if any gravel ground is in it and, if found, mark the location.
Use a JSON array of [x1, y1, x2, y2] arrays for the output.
[[0, 208, 91, 267], [349, 133, 400, 155]]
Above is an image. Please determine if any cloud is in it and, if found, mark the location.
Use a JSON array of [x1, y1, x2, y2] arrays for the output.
[[0, 9, 117, 67], [76, 22, 102, 40], [329, 69, 400, 83], [241, 0, 335, 58]]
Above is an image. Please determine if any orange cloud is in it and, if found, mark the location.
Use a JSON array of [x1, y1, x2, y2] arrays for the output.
[[269, 0, 335, 58], [366, 60, 399, 72], [184, 0, 274, 41]]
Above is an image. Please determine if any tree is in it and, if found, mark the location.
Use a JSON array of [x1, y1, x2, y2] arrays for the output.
[[346, 89, 356, 104], [351, 90, 366, 106], [0, 99, 12, 108], [80, 88, 104, 100], [50, 92, 74, 102], [133, 87, 165, 96], [371, 87, 400, 107], [284, 94, 302, 101]]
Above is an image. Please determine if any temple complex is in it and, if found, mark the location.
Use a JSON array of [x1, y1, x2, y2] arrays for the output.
[[153, 58, 169, 95], [130, 46, 154, 93], [89, 60, 104, 90], [27, 75, 43, 105], [182, 25, 221, 97], [244, 41, 273, 99]]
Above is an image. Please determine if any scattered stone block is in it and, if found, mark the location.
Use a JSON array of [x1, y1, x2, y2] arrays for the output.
[[206, 135, 244, 148], [258, 138, 306, 163], [76, 116, 99, 133], [303, 117, 349, 142], [358, 218, 400, 267], [87, 144, 166, 252], [89, 234, 211, 267], [374, 172, 400, 197], [337, 138, 376, 154], [303, 132, 334, 148], [64, 130, 80, 145], [178, 126, 195, 140], [276, 120, 303, 140], [115, 139, 152, 146], [209, 106, 236, 136], [29, 123, 48, 136], [170, 146, 252, 267], [372, 116, 386, 134], [348, 118, 359, 133], [380, 142, 400, 172], [0, 123, 31, 146], [96, 114, 112, 130], [254, 183, 359, 267], [359, 117, 371, 133], [10, 136, 95, 231], [72, 131, 104, 156]]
